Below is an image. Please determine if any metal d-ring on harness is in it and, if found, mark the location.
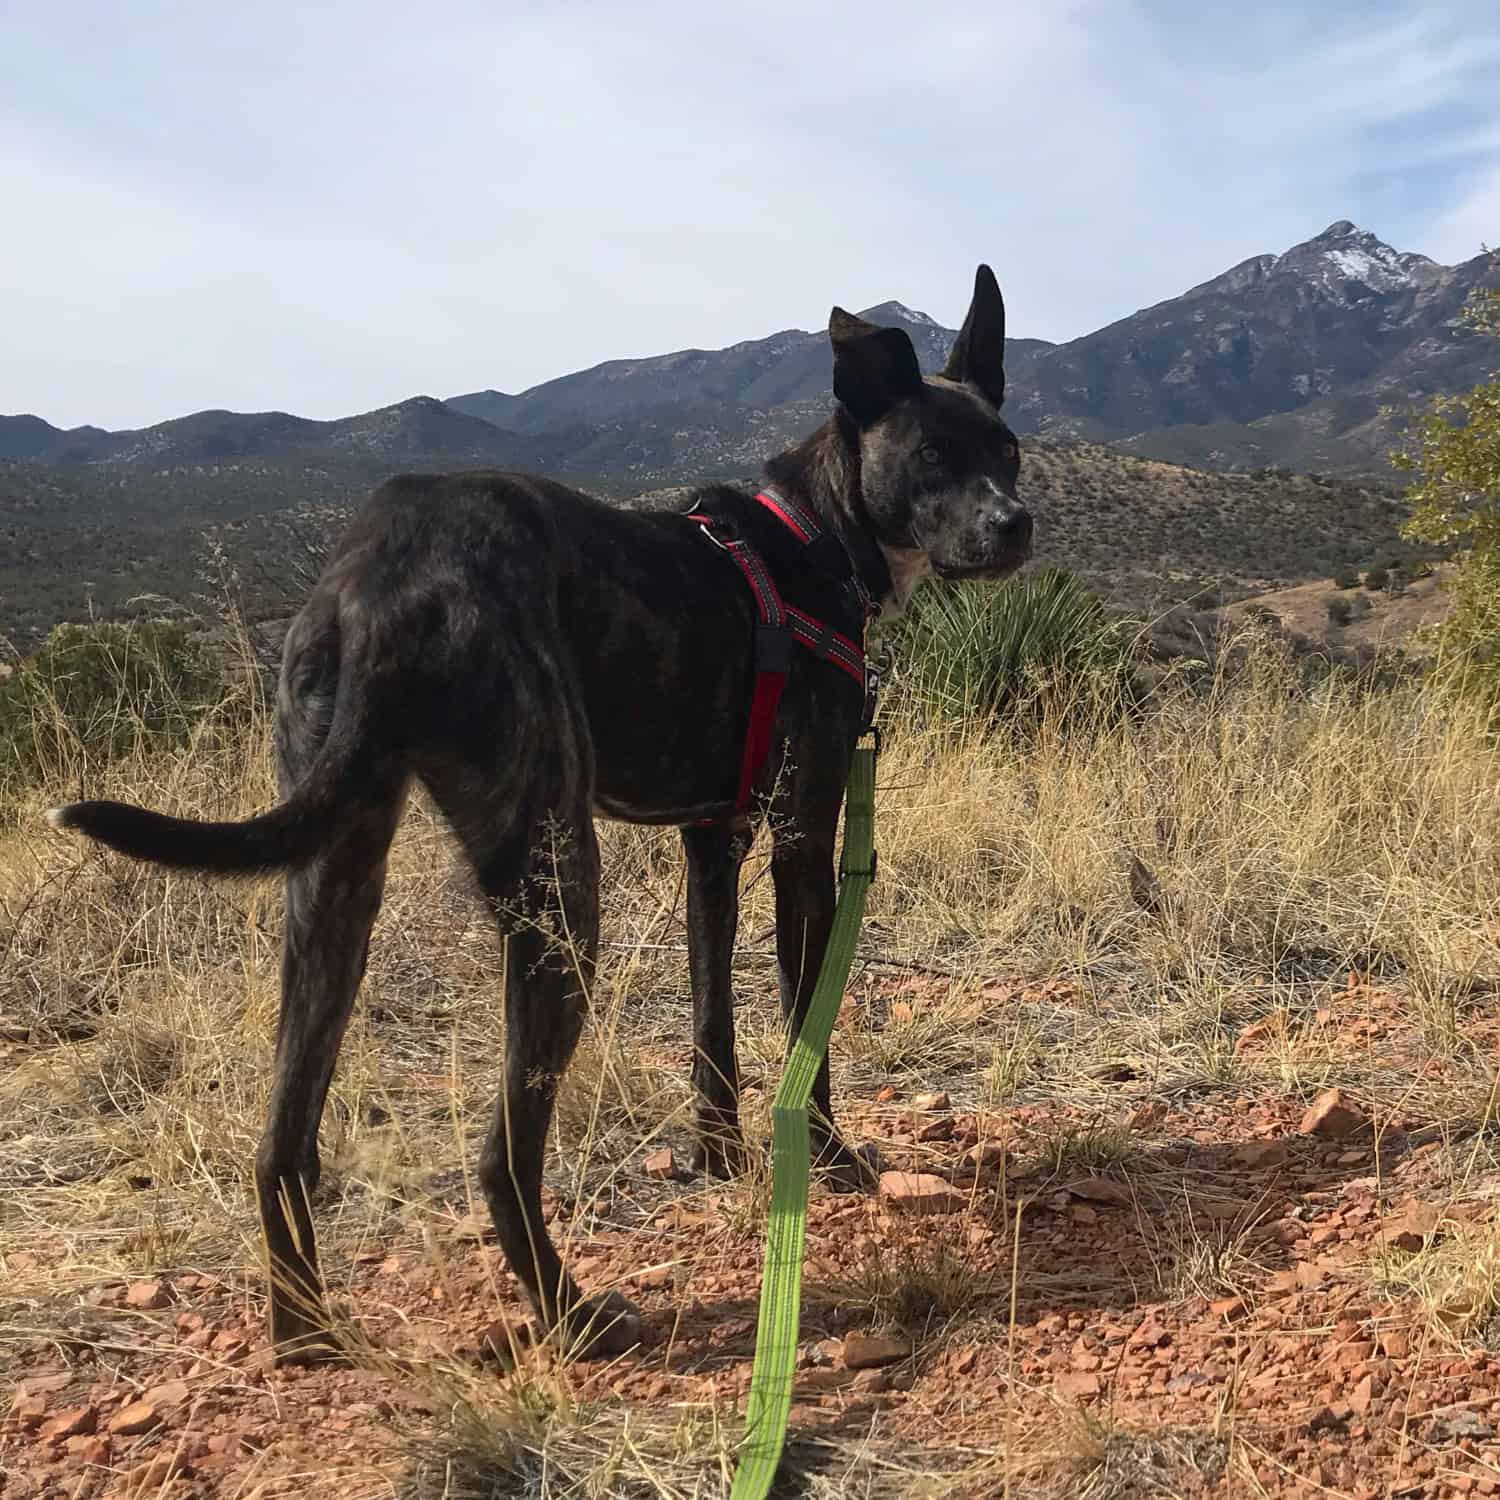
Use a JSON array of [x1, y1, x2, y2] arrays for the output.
[[684, 488, 882, 1497], [684, 487, 880, 814]]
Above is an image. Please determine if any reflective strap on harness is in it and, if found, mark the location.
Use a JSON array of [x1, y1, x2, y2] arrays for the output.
[[686, 504, 870, 814]]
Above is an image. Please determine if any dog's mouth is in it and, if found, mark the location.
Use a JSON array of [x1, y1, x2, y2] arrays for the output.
[[932, 547, 1032, 583]]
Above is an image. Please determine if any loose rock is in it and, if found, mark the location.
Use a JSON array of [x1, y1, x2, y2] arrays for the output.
[[843, 1333, 910, 1369], [643, 1148, 677, 1179], [39, 1406, 97, 1442], [878, 1171, 966, 1215], [107, 1400, 161, 1437], [1299, 1089, 1365, 1140], [124, 1280, 170, 1311]]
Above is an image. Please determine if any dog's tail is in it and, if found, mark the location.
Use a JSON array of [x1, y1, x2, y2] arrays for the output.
[[46, 620, 382, 878], [46, 786, 338, 876]]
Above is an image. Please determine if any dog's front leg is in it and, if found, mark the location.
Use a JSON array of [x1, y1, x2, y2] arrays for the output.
[[682, 821, 752, 1178], [770, 824, 877, 1192]]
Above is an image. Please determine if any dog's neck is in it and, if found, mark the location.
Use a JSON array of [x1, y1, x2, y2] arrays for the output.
[[762, 416, 899, 613]]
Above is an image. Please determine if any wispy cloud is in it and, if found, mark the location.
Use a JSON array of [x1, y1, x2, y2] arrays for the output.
[[2, 0, 1496, 427]]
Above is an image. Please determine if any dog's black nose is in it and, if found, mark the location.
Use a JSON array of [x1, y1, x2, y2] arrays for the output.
[[989, 505, 1033, 548]]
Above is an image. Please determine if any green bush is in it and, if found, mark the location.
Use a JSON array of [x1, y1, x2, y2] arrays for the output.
[[884, 568, 1138, 734], [1331, 568, 1360, 590], [0, 618, 229, 804], [1364, 565, 1389, 591], [1326, 596, 1353, 626]]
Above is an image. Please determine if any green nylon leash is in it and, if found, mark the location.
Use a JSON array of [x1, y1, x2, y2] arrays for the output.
[[730, 738, 878, 1500]]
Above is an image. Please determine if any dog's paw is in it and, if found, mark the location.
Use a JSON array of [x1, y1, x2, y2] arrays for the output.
[[813, 1137, 881, 1194], [691, 1127, 752, 1181], [559, 1290, 643, 1361], [267, 1309, 346, 1368]]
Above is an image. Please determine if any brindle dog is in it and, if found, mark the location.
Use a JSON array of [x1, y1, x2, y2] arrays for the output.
[[48, 265, 1032, 1362]]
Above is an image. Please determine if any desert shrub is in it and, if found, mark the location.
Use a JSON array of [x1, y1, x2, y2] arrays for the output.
[[884, 568, 1138, 734], [1332, 567, 1360, 590], [1327, 596, 1354, 626], [1364, 565, 1389, 591], [1398, 278, 1500, 708], [0, 618, 231, 807]]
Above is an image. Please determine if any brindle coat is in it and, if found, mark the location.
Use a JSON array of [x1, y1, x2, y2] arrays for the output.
[[48, 266, 1032, 1361]]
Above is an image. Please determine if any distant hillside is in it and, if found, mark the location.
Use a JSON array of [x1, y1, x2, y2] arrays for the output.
[[0, 439, 1423, 650]]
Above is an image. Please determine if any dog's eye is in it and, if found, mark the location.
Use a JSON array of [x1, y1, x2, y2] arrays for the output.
[[919, 444, 943, 465]]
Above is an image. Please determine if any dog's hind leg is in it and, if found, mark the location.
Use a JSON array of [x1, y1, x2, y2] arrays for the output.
[[423, 759, 640, 1360], [682, 821, 753, 1178], [257, 784, 405, 1364]]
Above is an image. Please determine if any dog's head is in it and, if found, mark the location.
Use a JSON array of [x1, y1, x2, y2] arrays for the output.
[[830, 265, 1032, 600]]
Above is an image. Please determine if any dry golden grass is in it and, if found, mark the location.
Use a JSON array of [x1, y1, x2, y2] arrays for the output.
[[6, 626, 1500, 1495]]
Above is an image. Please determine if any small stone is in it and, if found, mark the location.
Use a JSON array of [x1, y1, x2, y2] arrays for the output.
[[1127, 1101, 1167, 1131], [1388, 1200, 1442, 1254], [1349, 1374, 1376, 1415], [911, 1092, 950, 1112], [121, 1452, 191, 1491], [1067, 1177, 1132, 1207], [19, 1373, 72, 1396], [1434, 1410, 1494, 1442], [1306, 1405, 1348, 1434], [1209, 1296, 1247, 1323], [951, 1346, 979, 1375], [67, 1435, 111, 1465], [1234, 1013, 1285, 1053], [852, 1368, 891, 1393], [39, 1406, 97, 1441], [916, 1116, 953, 1143], [878, 1171, 966, 1215], [124, 1280, 169, 1311], [448, 1209, 497, 1243], [143, 1380, 190, 1409], [874, 1085, 900, 1104], [1055, 1371, 1101, 1399], [643, 1148, 677, 1179], [842, 1333, 910, 1369], [13, 1395, 47, 1430], [107, 1400, 161, 1437], [1379, 1330, 1410, 1359], [1232, 1140, 1289, 1169], [1299, 1089, 1365, 1140], [964, 1142, 1007, 1171]]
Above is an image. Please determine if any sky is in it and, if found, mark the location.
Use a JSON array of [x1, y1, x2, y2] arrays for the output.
[[4, 0, 1499, 431]]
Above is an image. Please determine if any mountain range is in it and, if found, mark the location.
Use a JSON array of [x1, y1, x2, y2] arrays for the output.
[[7, 221, 1495, 487], [1, 220, 1493, 645]]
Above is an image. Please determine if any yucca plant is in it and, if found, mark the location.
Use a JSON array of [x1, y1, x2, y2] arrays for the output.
[[881, 567, 1137, 734]]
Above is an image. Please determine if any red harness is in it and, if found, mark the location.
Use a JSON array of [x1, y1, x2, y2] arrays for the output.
[[685, 488, 877, 814]]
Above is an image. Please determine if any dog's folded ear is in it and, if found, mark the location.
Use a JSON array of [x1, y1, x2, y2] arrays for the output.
[[829, 307, 923, 426], [942, 264, 1006, 409]]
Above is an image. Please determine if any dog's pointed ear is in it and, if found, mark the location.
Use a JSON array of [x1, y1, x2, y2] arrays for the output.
[[830, 306, 923, 426], [942, 264, 1006, 407]]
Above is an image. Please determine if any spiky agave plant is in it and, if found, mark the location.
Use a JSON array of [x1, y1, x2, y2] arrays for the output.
[[883, 567, 1137, 734]]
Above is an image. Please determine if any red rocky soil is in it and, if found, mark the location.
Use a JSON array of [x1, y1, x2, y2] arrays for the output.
[[6, 977, 1500, 1499]]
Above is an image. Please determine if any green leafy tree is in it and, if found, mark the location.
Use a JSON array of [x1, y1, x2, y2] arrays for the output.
[[1397, 275, 1500, 698]]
